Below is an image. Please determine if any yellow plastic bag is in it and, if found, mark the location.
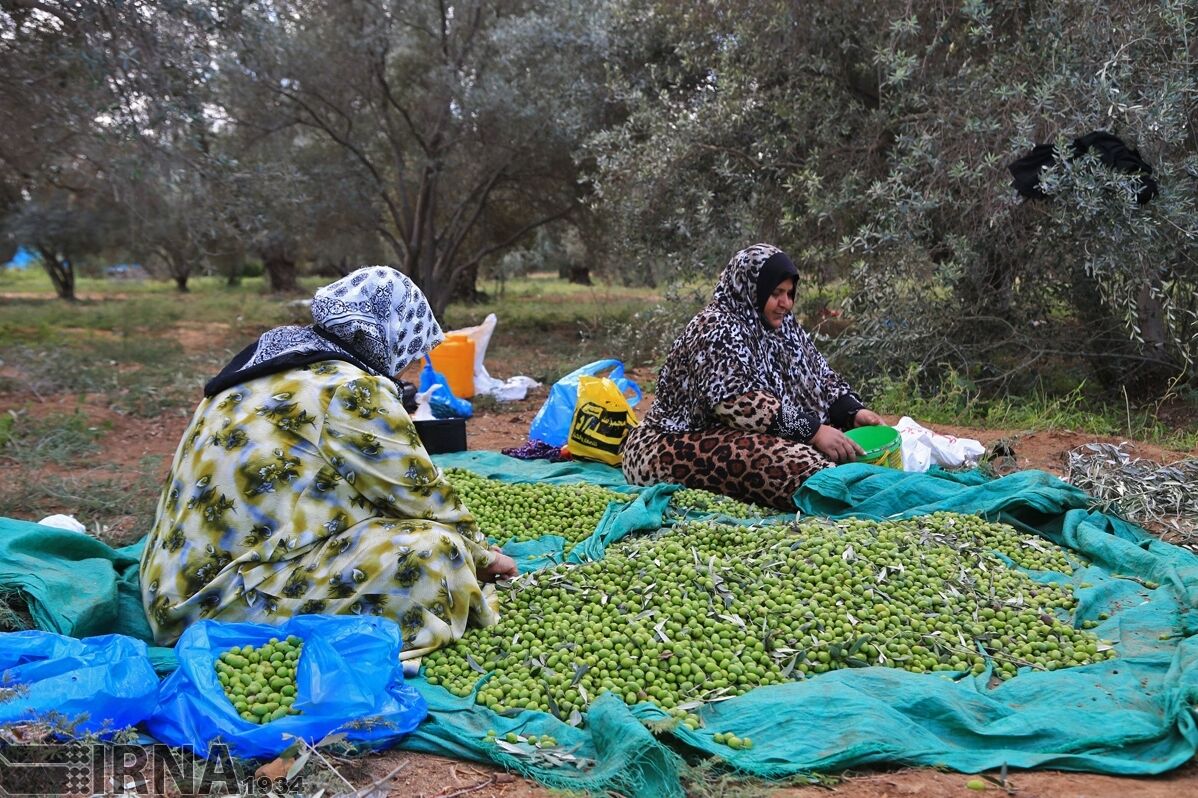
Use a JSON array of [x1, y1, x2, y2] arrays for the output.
[[566, 375, 639, 465]]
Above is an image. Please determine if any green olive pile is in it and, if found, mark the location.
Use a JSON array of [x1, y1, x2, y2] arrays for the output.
[[669, 487, 773, 520], [423, 512, 1111, 723], [215, 636, 303, 724], [445, 468, 629, 549]]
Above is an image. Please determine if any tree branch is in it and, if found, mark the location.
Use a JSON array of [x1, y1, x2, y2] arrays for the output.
[[261, 83, 411, 249], [372, 51, 431, 156], [435, 164, 507, 250], [446, 203, 576, 287]]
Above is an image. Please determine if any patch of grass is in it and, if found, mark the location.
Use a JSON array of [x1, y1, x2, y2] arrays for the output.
[[868, 367, 1198, 451], [0, 457, 163, 545], [445, 273, 657, 355], [0, 409, 108, 467], [0, 587, 33, 632], [469, 394, 520, 415], [0, 270, 636, 394], [680, 759, 837, 797], [4, 336, 229, 418], [0, 275, 310, 348]]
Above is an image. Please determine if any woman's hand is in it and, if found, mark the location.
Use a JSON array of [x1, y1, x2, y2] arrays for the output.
[[478, 547, 518, 582], [853, 409, 884, 427], [811, 424, 865, 464]]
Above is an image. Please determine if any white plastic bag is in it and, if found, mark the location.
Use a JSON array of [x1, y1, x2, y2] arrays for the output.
[[38, 514, 87, 533], [444, 313, 541, 401], [895, 416, 986, 472], [411, 387, 437, 421]]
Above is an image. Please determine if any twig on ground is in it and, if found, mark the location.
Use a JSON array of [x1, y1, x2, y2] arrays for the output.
[[432, 774, 515, 798], [334, 761, 409, 798]]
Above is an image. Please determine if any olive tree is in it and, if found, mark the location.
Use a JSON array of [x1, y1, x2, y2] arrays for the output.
[[589, 0, 1198, 399], [0, 1, 243, 296], [220, 0, 612, 316]]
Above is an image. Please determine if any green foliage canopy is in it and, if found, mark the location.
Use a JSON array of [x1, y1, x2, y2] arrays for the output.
[[588, 0, 1198, 399]]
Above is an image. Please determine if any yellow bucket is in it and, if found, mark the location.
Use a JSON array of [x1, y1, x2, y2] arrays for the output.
[[845, 425, 902, 469], [428, 334, 475, 398]]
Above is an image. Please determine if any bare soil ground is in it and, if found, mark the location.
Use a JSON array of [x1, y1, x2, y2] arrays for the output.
[[2, 364, 1195, 797]]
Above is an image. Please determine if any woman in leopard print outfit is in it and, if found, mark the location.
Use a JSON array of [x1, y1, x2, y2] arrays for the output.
[[622, 244, 884, 509]]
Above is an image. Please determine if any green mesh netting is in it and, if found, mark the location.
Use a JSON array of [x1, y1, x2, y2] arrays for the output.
[[400, 456, 1198, 788], [2, 455, 1196, 797], [0, 519, 178, 673]]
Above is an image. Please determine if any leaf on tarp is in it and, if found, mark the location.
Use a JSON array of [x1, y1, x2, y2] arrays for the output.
[[495, 740, 527, 755], [316, 732, 347, 748], [466, 653, 487, 674]]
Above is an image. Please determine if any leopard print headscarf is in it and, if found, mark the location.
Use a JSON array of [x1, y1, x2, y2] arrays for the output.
[[640, 243, 858, 434]]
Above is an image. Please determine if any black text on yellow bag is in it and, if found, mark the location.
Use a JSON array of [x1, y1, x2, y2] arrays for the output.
[[566, 375, 639, 465]]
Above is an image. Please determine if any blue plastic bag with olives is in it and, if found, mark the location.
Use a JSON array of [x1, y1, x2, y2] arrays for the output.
[[145, 615, 428, 758]]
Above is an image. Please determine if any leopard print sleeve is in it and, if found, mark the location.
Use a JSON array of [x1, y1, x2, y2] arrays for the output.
[[712, 391, 820, 443]]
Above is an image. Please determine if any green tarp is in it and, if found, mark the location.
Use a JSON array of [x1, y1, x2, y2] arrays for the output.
[[0, 518, 179, 673], [398, 457, 1198, 792], [2, 455, 1197, 797]]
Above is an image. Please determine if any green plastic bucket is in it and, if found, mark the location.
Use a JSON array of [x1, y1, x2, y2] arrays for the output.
[[844, 425, 902, 469]]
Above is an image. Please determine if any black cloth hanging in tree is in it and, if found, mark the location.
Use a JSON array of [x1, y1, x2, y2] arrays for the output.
[[1007, 131, 1158, 204]]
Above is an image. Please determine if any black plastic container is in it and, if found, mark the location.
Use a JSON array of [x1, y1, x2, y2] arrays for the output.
[[415, 418, 467, 454]]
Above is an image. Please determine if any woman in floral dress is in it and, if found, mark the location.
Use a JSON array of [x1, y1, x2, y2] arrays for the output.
[[140, 267, 515, 658]]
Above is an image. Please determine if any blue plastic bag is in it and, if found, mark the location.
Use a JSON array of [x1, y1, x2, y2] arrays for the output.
[[0, 631, 159, 734], [419, 357, 473, 419], [529, 359, 642, 447], [144, 616, 428, 758]]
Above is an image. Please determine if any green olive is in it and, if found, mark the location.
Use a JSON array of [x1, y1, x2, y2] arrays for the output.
[[444, 469, 630, 554], [215, 638, 304, 724], [423, 506, 1112, 725]]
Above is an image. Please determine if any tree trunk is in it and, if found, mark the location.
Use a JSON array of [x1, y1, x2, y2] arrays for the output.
[[1070, 268, 1177, 397], [37, 246, 75, 301], [259, 234, 299, 293], [566, 264, 592, 285], [418, 250, 452, 320], [213, 239, 244, 286], [449, 262, 485, 305], [264, 252, 299, 293], [174, 274, 190, 292]]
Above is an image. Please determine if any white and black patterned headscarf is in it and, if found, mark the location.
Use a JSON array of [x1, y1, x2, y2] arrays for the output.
[[639, 243, 861, 435], [205, 266, 443, 396]]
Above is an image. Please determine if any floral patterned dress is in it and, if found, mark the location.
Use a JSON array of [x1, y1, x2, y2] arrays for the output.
[[140, 360, 498, 658]]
